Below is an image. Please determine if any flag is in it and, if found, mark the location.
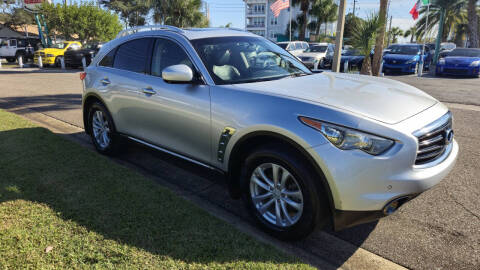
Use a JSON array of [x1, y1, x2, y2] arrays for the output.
[[270, 0, 289, 18], [410, 0, 429, 20]]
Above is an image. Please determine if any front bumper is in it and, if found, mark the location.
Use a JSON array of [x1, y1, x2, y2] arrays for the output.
[[383, 62, 417, 73], [34, 56, 55, 65], [436, 65, 480, 76]]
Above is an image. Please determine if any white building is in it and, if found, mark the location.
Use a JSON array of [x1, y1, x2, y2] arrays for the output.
[[244, 0, 336, 42]]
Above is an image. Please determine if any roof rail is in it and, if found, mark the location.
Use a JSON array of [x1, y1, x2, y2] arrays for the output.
[[116, 25, 184, 38]]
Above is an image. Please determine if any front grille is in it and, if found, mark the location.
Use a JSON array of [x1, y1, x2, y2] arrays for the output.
[[444, 68, 468, 74], [414, 112, 453, 165], [387, 59, 405, 65], [34, 52, 45, 58]]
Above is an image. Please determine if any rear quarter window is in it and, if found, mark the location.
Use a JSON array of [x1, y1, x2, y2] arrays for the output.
[[113, 38, 152, 73], [99, 49, 116, 67]]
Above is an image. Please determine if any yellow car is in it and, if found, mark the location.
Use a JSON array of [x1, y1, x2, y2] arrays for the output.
[[34, 41, 82, 67]]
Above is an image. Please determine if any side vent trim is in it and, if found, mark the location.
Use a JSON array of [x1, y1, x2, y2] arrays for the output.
[[217, 127, 236, 162]]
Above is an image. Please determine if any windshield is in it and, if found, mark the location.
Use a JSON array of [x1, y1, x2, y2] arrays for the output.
[[52, 42, 69, 49], [191, 36, 312, 85], [447, 49, 480, 57], [306, 45, 327, 52], [342, 49, 362, 56], [277, 43, 288, 49], [389, 45, 421, 55]]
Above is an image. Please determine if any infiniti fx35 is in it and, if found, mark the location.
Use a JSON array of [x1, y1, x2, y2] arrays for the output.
[[81, 26, 458, 240]]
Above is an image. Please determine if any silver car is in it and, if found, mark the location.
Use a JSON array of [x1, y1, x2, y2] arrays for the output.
[[81, 26, 458, 240]]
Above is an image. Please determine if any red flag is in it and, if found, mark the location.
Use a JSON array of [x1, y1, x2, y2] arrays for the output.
[[410, 0, 421, 20], [270, 0, 290, 18]]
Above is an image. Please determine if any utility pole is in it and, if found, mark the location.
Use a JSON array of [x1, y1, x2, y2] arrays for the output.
[[352, 0, 358, 17], [332, 0, 346, 73]]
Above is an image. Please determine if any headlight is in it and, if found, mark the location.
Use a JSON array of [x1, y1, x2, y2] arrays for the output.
[[469, 60, 480, 67], [46, 54, 54, 57], [299, 117, 395, 155], [438, 58, 445, 65], [405, 58, 416, 64]]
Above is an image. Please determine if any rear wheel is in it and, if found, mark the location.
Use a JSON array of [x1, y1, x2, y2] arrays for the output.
[[6, 57, 15, 63], [88, 102, 121, 155], [241, 145, 329, 240]]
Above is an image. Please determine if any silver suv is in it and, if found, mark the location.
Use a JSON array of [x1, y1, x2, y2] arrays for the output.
[[81, 26, 458, 240]]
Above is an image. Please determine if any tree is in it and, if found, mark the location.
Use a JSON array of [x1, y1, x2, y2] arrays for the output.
[[152, 0, 209, 28], [343, 13, 365, 43], [310, 0, 337, 36], [372, 0, 388, 76], [102, 0, 150, 28], [41, 3, 123, 43], [292, 0, 312, 40], [403, 26, 417, 43], [352, 13, 381, 75], [467, 0, 479, 47], [389, 27, 404, 43]]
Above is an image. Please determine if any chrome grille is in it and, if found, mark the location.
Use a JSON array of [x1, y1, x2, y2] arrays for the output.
[[414, 112, 453, 165]]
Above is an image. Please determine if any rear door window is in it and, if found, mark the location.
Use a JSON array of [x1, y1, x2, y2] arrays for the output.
[[113, 38, 152, 73]]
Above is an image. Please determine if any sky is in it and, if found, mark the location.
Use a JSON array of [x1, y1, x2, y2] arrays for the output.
[[205, 0, 420, 41]]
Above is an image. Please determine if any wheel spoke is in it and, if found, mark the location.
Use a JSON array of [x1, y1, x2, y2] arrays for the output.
[[280, 170, 291, 189], [252, 192, 272, 204], [282, 189, 302, 199], [259, 198, 275, 214], [92, 121, 102, 130], [256, 167, 274, 188], [102, 131, 109, 146], [283, 197, 302, 210], [272, 164, 280, 186], [252, 176, 271, 191], [275, 199, 282, 226], [280, 200, 293, 226]]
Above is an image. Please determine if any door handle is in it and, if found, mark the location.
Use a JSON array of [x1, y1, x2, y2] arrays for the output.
[[142, 87, 156, 95], [101, 78, 110, 85]]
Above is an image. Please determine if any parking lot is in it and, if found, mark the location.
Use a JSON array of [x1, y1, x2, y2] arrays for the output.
[[0, 67, 478, 269]]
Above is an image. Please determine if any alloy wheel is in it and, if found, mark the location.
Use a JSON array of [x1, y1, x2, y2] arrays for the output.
[[92, 110, 110, 149], [250, 163, 304, 227]]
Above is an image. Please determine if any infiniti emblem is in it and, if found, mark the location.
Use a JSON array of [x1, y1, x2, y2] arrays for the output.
[[445, 129, 454, 144]]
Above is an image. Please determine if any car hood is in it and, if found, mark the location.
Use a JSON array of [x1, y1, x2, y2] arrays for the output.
[[298, 52, 325, 58], [232, 72, 437, 124], [383, 54, 417, 61], [37, 48, 64, 54], [445, 56, 480, 64]]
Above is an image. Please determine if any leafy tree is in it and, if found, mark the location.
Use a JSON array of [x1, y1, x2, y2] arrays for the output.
[[152, 0, 209, 28], [40, 3, 123, 43], [102, 0, 150, 28], [389, 27, 403, 43], [343, 13, 365, 43], [372, 0, 388, 76], [352, 13, 381, 75], [403, 26, 417, 43], [292, 0, 312, 40], [310, 0, 337, 36]]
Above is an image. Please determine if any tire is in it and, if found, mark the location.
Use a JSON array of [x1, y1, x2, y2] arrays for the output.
[[319, 58, 325, 69], [240, 145, 329, 240], [55, 56, 61, 68], [87, 102, 121, 155], [6, 57, 15, 63]]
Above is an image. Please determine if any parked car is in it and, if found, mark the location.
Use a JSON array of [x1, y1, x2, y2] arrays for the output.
[[339, 48, 365, 72], [0, 37, 41, 62], [382, 44, 431, 74], [64, 42, 103, 68], [297, 43, 334, 69], [276, 41, 309, 57], [436, 48, 480, 77], [82, 26, 458, 240], [34, 41, 82, 67]]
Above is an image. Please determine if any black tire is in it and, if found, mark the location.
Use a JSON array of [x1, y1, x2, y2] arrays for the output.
[[240, 144, 329, 240], [319, 58, 325, 69], [55, 56, 61, 68], [87, 102, 121, 155], [6, 57, 15, 63]]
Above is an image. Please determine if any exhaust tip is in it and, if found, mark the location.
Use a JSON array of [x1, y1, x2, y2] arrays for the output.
[[383, 196, 411, 215]]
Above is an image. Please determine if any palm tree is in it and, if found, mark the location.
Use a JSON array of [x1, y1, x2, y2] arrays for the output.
[[310, 0, 337, 36], [415, 0, 468, 42], [372, 0, 388, 76], [352, 13, 381, 75], [292, 0, 312, 40], [389, 27, 404, 43], [467, 0, 479, 47], [403, 26, 417, 43]]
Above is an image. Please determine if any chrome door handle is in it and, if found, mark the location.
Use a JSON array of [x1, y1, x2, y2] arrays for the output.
[[101, 78, 110, 85], [142, 87, 156, 95]]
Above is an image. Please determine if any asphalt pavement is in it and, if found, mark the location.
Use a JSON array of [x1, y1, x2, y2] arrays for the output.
[[0, 67, 478, 269]]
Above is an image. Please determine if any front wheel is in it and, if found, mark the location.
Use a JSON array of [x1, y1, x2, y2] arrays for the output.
[[55, 56, 62, 68], [6, 57, 15, 63], [88, 102, 120, 155], [241, 145, 329, 240], [318, 58, 325, 69]]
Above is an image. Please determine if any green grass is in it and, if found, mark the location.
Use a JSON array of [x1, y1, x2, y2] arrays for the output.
[[0, 109, 313, 269]]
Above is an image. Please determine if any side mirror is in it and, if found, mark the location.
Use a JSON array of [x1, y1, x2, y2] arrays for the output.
[[162, 64, 193, 83]]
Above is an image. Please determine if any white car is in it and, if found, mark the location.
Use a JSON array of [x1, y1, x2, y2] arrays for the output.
[[298, 43, 334, 69], [277, 41, 309, 57]]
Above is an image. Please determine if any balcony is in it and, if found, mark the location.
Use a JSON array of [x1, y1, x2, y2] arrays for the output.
[[246, 24, 265, 28]]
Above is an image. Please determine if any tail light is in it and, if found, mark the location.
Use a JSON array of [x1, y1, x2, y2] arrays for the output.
[[79, 72, 86, 80]]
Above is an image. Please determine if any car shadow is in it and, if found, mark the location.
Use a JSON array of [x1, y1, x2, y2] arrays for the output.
[[0, 125, 376, 268], [0, 94, 81, 113]]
